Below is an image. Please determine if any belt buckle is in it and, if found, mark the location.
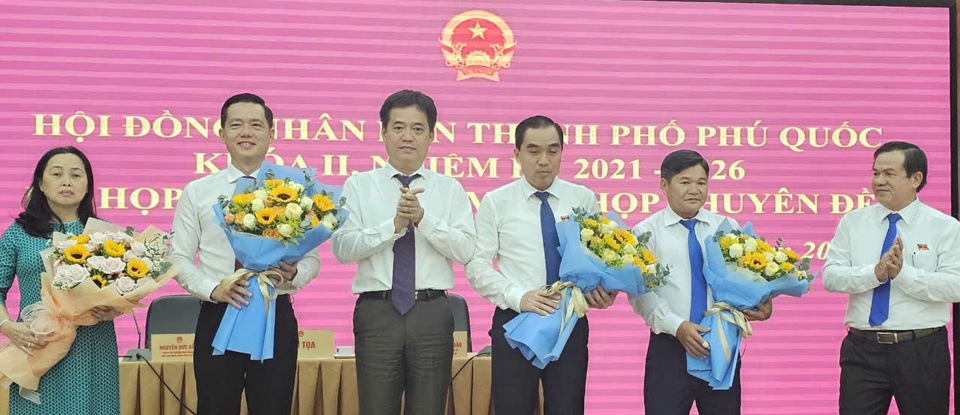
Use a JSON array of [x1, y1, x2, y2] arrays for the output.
[[876, 331, 898, 344]]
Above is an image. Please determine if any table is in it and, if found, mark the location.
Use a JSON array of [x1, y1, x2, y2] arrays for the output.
[[0, 355, 519, 415]]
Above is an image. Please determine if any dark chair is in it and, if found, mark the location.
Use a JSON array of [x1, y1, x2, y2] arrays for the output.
[[144, 295, 202, 349], [447, 293, 472, 352]]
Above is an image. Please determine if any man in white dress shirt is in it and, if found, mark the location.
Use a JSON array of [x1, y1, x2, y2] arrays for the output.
[[172, 93, 321, 414], [465, 115, 616, 415], [330, 90, 476, 415], [631, 149, 772, 415], [823, 141, 960, 415]]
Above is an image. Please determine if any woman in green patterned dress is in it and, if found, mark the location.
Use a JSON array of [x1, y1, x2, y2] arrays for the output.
[[0, 146, 121, 414]]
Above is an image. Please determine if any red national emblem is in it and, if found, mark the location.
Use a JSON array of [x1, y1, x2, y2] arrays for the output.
[[439, 10, 516, 81]]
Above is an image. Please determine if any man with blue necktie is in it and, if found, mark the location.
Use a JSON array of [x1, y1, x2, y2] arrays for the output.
[[823, 141, 960, 415], [466, 115, 617, 415], [331, 90, 476, 415], [630, 149, 772, 415]]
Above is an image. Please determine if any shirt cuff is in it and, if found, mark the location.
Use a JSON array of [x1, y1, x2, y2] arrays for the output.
[[286, 260, 319, 289], [662, 314, 685, 337], [197, 279, 220, 303], [417, 212, 438, 235], [857, 265, 883, 290], [376, 219, 406, 242], [893, 262, 919, 286], [506, 286, 526, 313]]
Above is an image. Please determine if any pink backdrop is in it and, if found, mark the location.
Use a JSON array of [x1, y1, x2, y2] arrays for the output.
[[0, 1, 953, 413]]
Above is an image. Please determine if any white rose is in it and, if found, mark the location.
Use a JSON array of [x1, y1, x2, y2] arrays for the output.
[[744, 239, 758, 253], [242, 214, 257, 229], [602, 249, 617, 263], [278, 224, 294, 238], [115, 232, 134, 244], [122, 251, 136, 261], [115, 276, 137, 295], [580, 229, 594, 241], [774, 251, 789, 264], [321, 213, 337, 230], [290, 183, 305, 194], [764, 252, 775, 263], [622, 243, 638, 255], [101, 257, 126, 275], [725, 233, 737, 241], [131, 242, 148, 256], [622, 254, 636, 265], [89, 232, 109, 245], [764, 262, 780, 277], [285, 203, 303, 220], [298, 196, 313, 211], [86, 256, 106, 271], [251, 198, 265, 212], [253, 189, 268, 201], [729, 243, 744, 259], [599, 223, 615, 235], [56, 239, 77, 250], [56, 264, 89, 286]]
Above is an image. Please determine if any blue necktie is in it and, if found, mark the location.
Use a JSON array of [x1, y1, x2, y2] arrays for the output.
[[535, 192, 561, 285], [869, 212, 901, 327], [391, 174, 420, 315], [681, 219, 707, 323]]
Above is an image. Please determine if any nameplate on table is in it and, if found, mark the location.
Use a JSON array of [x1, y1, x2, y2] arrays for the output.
[[298, 329, 334, 359], [151, 334, 195, 361], [453, 331, 468, 358]]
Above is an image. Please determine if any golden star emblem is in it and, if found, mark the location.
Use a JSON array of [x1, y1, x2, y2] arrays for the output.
[[468, 21, 487, 39]]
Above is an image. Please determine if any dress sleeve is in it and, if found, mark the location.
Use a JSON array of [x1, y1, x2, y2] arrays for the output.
[[0, 224, 21, 305]]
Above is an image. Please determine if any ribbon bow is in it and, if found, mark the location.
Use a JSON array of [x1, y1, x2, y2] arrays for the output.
[[540, 281, 589, 336], [219, 269, 281, 315], [703, 301, 753, 362]]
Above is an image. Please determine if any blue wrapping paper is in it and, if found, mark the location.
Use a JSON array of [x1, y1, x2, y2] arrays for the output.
[[210, 162, 348, 361], [504, 215, 658, 369], [686, 220, 815, 389]]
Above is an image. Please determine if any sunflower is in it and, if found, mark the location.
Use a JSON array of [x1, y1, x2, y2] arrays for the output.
[[641, 248, 657, 264], [779, 261, 794, 273], [603, 234, 621, 250], [635, 258, 647, 273], [126, 258, 149, 279], [614, 229, 636, 246], [581, 218, 599, 229], [232, 193, 256, 205], [63, 244, 90, 264], [719, 236, 736, 250], [269, 186, 297, 203], [756, 239, 774, 254], [103, 240, 126, 257], [91, 275, 106, 288], [264, 179, 285, 188], [782, 248, 801, 262], [256, 208, 278, 226], [599, 217, 612, 225], [71, 235, 90, 244], [312, 194, 335, 212], [739, 252, 769, 271]]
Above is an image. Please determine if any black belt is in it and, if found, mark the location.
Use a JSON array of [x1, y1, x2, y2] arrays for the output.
[[848, 326, 943, 345], [359, 289, 446, 302]]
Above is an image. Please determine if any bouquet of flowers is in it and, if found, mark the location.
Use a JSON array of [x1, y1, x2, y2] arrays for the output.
[[0, 218, 178, 403], [211, 162, 348, 361], [687, 220, 815, 390], [504, 208, 670, 368]]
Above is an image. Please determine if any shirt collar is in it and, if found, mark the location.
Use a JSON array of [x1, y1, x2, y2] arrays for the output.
[[520, 177, 561, 201], [381, 162, 430, 184], [876, 197, 921, 226], [663, 205, 709, 227], [225, 163, 262, 184]]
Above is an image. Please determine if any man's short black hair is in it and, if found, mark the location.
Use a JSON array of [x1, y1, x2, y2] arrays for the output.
[[379, 90, 438, 132], [515, 115, 564, 150], [874, 141, 928, 191], [220, 93, 273, 127], [660, 150, 710, 182]]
